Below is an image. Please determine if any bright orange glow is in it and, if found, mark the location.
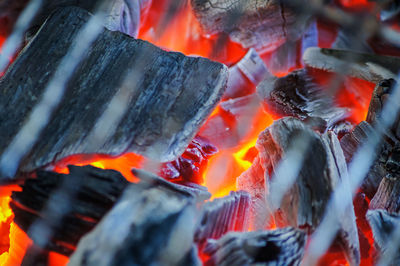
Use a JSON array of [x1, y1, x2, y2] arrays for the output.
[[138, 0, 246, 65], [1, 222, 32, 266], [338, 0, 375, 10], [52, 153, 144, 182], [203, 107, 273, 198], [48, 252, 69, 266]]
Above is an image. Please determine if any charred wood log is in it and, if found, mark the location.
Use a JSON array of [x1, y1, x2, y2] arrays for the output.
[[10, 165, 129, 256], [0, 7, 227, 178], [366, 209, 400, 265], [238, 117, 360, 264], [195, 191, 251, 247], [69, 179, 200, 266], [257, 69, 349, 129], [190, 0, 311, 53], [303, 47, 400, 83], [203, 227, 307, 266]]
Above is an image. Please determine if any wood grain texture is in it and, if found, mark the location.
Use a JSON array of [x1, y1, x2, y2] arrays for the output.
[[190, 0, 310, 53], [0, 7, 227, 178]]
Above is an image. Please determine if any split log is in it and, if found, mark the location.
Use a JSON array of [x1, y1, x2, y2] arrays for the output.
[[237, 117, 360, 265], [69, 179, 200, 266], [190, 0, 311, 53], [0, 7, 227, 178], [203, 227, 307, 266], [303, 47, 400, 83], [257, 69, 349, 129], [366, 209, 400, 264], [195, 191, 251, 247], [10, 165, 129, 256]]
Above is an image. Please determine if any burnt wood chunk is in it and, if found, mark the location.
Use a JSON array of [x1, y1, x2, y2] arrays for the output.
[[190, 0, 310, 53], [203, 227, 307, 266], [0, 7, 227, 178], [370, 176, 400, 214], [69, 181, 200, 266], [238, 117, 360, 264], [340, 121, 391, 198], [28, 0, 148, 38], [10, 165, 129, 255], [257, 69, 349, 129], [366, 209, 400, 264], [195, 191, 251, 247], [303, 47, 400, 83]]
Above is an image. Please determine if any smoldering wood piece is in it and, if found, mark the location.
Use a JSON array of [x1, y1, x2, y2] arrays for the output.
[[366, 209, 400, 264], [0, 7, 227, 178], [203, 227, 307, 266], [370, 176, 400, 214], [367, 79, 400, 138], [190, 0, 310, 53], [238, 117, 360, 264], [195, 191, 251, 246], [10, 165, 129, 255], [257, 69, 349, 129], [224, 48, 269, 100], [340, 121, 392, 198], [69, 181, 199, 266], [303, 47, 400, 83], [331, 29, 373, 53]]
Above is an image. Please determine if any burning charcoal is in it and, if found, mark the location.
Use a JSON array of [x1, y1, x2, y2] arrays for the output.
[[69, 179, 200, 266], [27, 0, 151, 38], [370, 176, 400, 214], [257, 69, 349, 129], [367, 79, 400, 138], [303, 47, 400, 83], [195, 191, 251, 247], [0, 7, 227, 179], [159, 136, 218, 184], [238, 117, 360, 264], [236, 156, 270, 230], [340, 121, 393, 198], [366, 209, 400, 264], [203, 227, 307, 266], [10, 165, 129, 255], [190, 0, 311, 53], [224, 49, 269, 100]]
